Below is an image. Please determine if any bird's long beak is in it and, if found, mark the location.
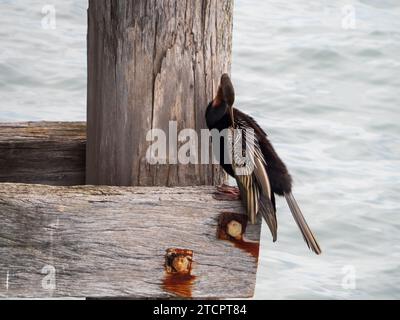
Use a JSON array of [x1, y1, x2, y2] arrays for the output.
[[212, 74, 236, 125], [221, 74, 235, 126], [212, 84, 224, 107], [220, 74, 235, 107]]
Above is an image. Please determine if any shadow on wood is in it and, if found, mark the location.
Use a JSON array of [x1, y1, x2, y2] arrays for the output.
[[0, 122, 86, 186]]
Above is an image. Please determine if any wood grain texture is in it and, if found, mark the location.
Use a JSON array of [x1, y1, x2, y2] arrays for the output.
[[0, 122, 86, 186], [0, 184, 261, 299], [87, 0, 233, 187]]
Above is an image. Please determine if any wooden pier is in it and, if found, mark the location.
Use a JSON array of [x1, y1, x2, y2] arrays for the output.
[[0, 0, 262, 299]]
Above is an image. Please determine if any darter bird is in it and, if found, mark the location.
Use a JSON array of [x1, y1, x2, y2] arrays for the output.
[[206, 74, 321, 255]]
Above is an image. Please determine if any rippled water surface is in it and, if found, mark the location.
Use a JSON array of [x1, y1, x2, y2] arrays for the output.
[[1, 0, 399, 299]]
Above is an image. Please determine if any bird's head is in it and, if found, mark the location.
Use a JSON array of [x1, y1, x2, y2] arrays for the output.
[[205, 74, 236, 128], [212, 73, 235, 108]]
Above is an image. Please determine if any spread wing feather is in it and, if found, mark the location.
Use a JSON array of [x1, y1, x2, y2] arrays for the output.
[[229, 113, 278, 241], [233, 108, 320, 252]]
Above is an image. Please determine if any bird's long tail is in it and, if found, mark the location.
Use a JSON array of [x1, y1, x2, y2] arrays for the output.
[[284, 192, 322, 255]]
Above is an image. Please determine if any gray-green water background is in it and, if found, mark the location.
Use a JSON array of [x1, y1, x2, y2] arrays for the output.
[[1, 0, 399, 299]]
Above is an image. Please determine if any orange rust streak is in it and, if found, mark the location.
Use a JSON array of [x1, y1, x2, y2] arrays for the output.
[[163, 274, 196, 298], [231, 238, 260, 260]]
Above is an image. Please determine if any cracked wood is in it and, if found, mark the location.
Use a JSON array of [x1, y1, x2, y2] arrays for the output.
[[0, 184, 261, 299], [0, 122, 86, 186], [87, 0, 233, 186]]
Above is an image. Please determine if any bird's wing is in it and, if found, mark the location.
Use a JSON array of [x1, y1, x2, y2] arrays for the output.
[[235, 174, 259, 224], [233, 109, 321, 253], [230, 112, 278, 241]]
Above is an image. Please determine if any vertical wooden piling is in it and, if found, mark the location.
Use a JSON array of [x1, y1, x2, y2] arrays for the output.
[[87, 0, 234, 186]]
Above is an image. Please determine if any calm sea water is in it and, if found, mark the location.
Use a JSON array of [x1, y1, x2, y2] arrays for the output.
[[0, 0, 399, 299]]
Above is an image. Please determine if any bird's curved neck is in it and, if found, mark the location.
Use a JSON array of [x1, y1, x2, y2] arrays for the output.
[[206, 102, 231, 129]]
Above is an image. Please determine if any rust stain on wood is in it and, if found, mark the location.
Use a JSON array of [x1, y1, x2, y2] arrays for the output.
[[163, 274, 196, 298], [231, 239, 260, 260], [164, 248, 195, 298], [218, 212, 260, 260], [0, 184, 260, 298]]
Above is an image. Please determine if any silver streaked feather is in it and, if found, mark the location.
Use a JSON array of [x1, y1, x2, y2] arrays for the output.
[[228, 120, 278, 239]]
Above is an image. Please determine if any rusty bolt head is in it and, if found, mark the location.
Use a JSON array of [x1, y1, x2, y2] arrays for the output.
[[165, 248, 193, 275], [218, 212, 248, 240], [226, 220, 243, 240]]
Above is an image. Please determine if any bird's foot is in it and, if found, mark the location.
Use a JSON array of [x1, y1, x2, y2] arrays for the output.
[[213, 184, 241, 201]]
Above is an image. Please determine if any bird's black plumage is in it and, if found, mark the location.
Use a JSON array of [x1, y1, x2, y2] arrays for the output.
[[206, 104, 292, 195], [206, 74, 321, 255]]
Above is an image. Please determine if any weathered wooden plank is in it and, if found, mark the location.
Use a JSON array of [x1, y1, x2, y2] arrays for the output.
[[0, 184, 261, 299], [87, 0, 233, 187], [0, 122, 86, 186]]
